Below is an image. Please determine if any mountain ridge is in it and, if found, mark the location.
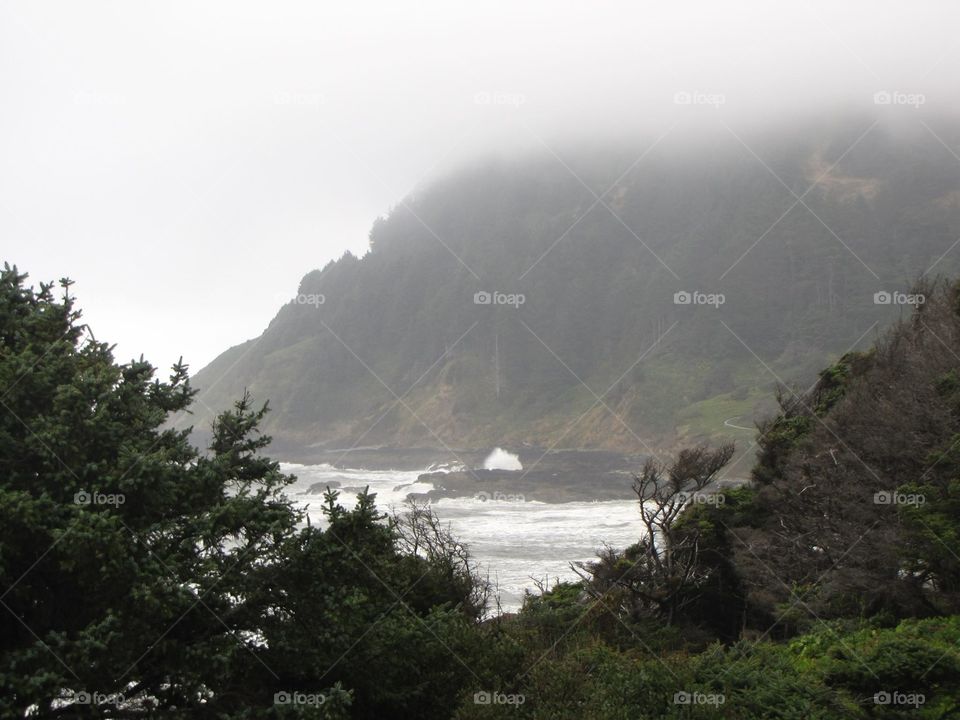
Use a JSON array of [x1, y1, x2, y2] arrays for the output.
[[185, 115, 960, 457]]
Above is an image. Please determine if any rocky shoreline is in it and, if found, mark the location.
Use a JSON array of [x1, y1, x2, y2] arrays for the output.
[[277, 446, 645, 502], [410, 467, 637, 503], [281, 446, 747, 504]]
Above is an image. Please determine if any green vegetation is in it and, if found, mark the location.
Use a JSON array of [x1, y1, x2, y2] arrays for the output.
[[186, 124, 960, 452], [5, 263, 960, 718], [0, 266, 491, 718]]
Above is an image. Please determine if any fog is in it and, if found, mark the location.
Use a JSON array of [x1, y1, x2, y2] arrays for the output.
[[2, 0, 957, 371]]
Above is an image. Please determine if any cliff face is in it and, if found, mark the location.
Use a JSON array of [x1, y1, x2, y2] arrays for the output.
[[185, 119, 960, 453]]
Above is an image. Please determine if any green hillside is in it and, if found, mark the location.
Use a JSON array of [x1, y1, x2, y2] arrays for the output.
[[187, 117, 960, 454]]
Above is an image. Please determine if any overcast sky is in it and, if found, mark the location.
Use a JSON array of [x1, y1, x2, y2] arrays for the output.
[[2, 1, 957, 373]]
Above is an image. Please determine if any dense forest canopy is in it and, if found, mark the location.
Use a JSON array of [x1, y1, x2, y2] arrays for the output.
[[4, 263, 960, 717]]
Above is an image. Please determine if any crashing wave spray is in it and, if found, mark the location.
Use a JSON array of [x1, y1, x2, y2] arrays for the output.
[[482, 447, 522, 471]]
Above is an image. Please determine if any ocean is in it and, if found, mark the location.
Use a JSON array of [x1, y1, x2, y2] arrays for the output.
[[280, 461, 643, 611]]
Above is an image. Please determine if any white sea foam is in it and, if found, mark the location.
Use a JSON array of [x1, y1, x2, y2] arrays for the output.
[[482, 447, 522, 471], [281, 462, 640, 610]]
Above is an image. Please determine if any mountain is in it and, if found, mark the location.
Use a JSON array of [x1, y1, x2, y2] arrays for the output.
[[185, 116, 960, 458]]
